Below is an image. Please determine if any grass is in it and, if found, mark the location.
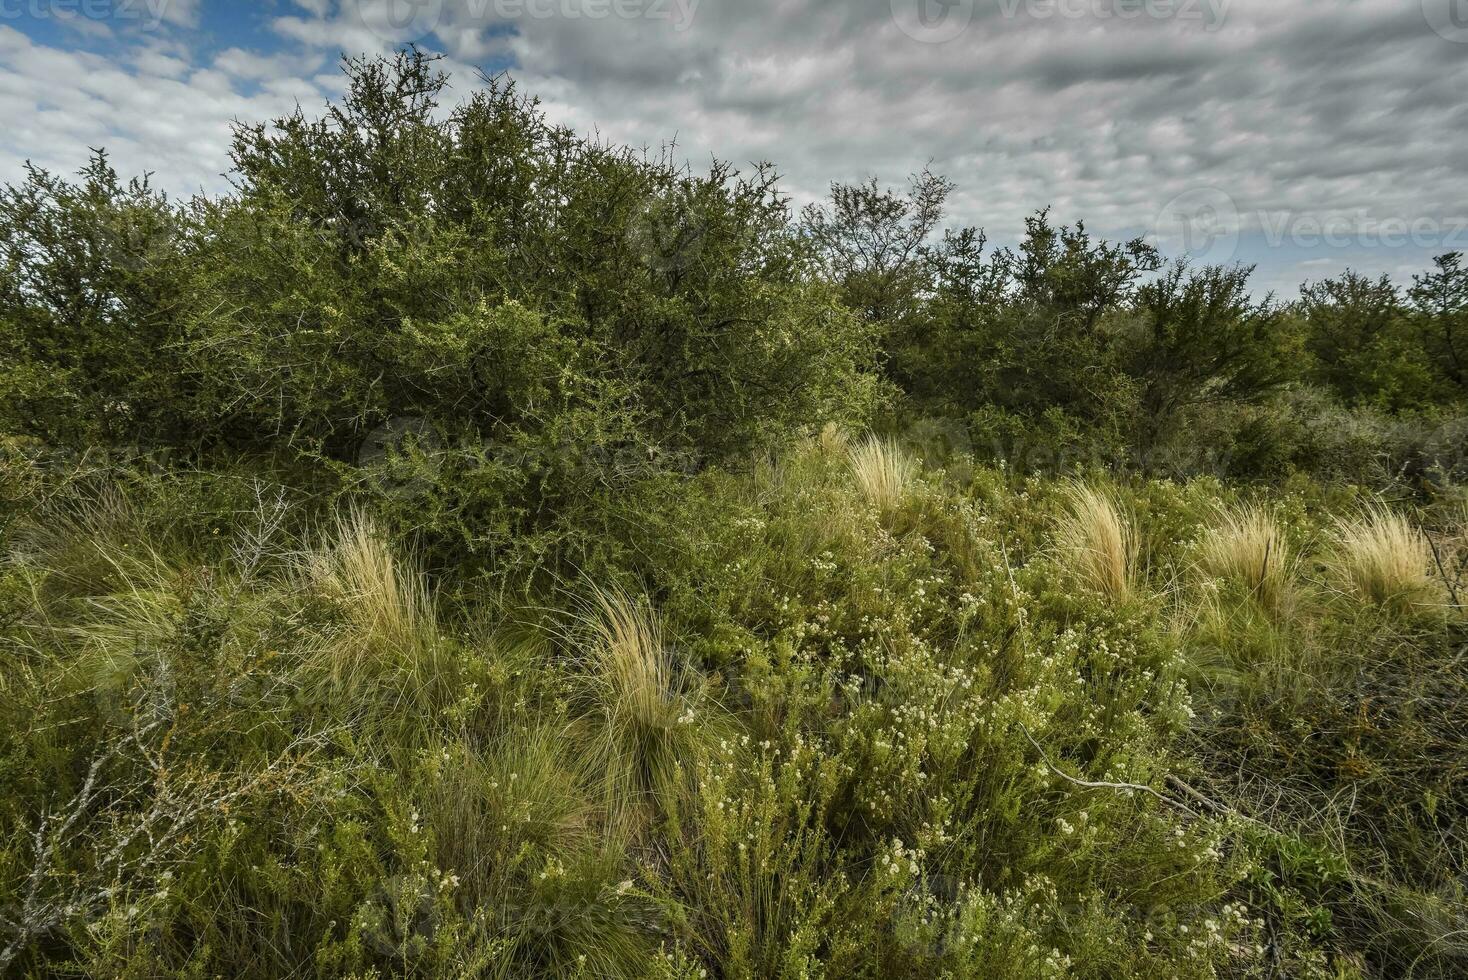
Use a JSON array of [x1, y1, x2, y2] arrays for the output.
[[1328, 502, 1437, 608], [588, 585, 678, 733], [423, 726, 602, 907], [581, 585, 701, 806], [294, 509, 457, 732], [1197, 502, 1294, 614], [1054, 483, 1137, 602], [817, 420, 851, 457], [307, 509, 435, 652], [848, 435, 917, 513], [10, 483, 153, 599], [2, 459, 1464, 978]]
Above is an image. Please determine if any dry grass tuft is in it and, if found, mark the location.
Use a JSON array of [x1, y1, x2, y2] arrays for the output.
[[13, 485, 151, 597], [1198, 503, 1294, 614], [580, 586, 708, 808], [1328, 503, 1436, 608], [304, 510, 437, 688], [817, 421, 851, 457], [848, 435, 917, 512], [589, 586, 678, 737], [1054, 484, 1137, 602]]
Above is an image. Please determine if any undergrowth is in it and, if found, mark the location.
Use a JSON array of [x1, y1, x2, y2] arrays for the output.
[[3, 442, 1461, 977]]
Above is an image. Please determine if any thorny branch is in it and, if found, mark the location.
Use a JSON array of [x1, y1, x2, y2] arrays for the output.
[[0, 713, 325, 970]]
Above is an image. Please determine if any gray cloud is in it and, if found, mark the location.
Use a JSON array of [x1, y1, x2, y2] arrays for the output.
[[1, 0, 1464, 295]]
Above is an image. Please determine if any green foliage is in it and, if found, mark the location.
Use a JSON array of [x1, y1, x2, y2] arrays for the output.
[[1300, 271, 1426, 409], [2, 434, 1465, 976], [803, 177, 1464, 486], [1290, 261, 1467, 425], [2, 48, 1467, 980], [0, 152, 191, 447], [1, 50, 879, 581], [1123, 262, 1299, 453], [897, 207, 1167, 438], [802, 169, 953, 327], [1409, 252, 1468, 397]]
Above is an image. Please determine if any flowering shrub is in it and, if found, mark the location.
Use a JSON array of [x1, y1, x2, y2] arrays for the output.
[[0, 438, 1461, 976]]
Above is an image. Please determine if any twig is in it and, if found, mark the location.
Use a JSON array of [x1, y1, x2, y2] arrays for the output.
[[1016, 721, 1192, 812], [1424, 531, 1463, 608]]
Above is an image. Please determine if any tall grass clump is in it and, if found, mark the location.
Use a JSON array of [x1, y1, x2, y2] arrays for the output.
[[592, 586, 675, 727], [1054, 484, 1137, 602], [302, 509, 442, 705], [582, 586, 700, 805], [1197, 503, 1294, 614], [11, 484, 153, 599], [309, 510, 433, 649], [1328, 502, 1436, 608], [817, 420, 851, 457], [848, 435, 917, 513]]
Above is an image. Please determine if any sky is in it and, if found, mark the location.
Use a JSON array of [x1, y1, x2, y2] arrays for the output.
[[1, 0, 1465, 297]]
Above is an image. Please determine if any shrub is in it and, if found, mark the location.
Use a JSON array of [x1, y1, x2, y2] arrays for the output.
[[0, 51, 882, 585], [0, 153, 191, 447]]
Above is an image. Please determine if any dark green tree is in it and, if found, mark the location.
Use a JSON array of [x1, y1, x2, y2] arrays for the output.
[[1409, 252, 1468, 396], [0, 152, 190, 446], [1297, 270, 1434, 409], [800, 169, 952, 327], [1124, 261, 1298, 453]]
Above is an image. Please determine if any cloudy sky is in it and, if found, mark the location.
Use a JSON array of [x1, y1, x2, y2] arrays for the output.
[[2, 0, 1465, 295]]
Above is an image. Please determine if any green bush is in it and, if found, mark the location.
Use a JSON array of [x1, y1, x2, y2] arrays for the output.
[[2, 47, 1466, 980], [1, 51, 879, 582]]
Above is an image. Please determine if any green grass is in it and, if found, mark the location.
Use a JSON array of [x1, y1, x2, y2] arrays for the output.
[[0, 441, 1463, 978]]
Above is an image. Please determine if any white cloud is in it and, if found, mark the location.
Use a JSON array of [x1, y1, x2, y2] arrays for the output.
[[52, 9, 115, 39], [152, 0, 202, 28], [2, 0, 1464, 294], [214, 46, 326, 80], [0, 25, 323, 195]]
